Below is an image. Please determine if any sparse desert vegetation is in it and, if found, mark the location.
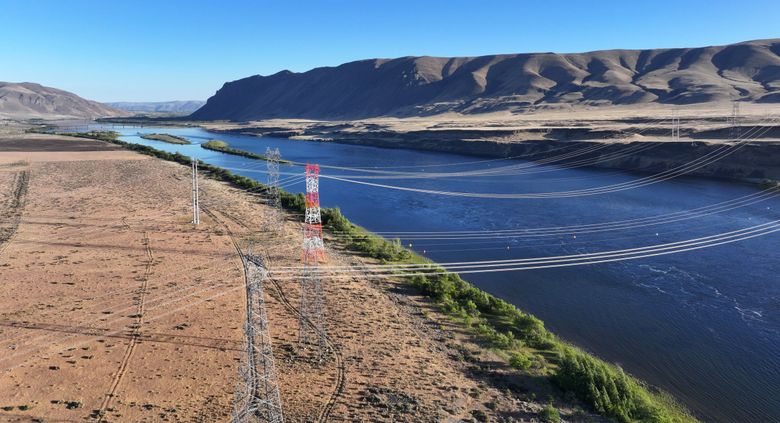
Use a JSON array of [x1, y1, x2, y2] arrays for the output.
[[3, 4, 780, 421], [1, 129, 617, 422], [56, 130, 696, 422]]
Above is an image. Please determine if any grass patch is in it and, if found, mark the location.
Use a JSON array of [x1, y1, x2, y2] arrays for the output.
[[62, 130, 698, 423], [139, 133, 190, 144], [201, 139, 292, 164], [540, 404, 561, 423], [201, 140, 229, 149]]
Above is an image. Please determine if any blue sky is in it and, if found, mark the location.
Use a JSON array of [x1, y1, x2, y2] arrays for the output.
[[1, 0, 778, 102]]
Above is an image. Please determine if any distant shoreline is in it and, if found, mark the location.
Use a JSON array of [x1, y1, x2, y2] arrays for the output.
[[98, 114, 780, 185]]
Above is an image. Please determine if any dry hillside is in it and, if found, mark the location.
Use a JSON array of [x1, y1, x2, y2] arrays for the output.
[[0, 82, 123, 120], [191, 38, 780, 120]]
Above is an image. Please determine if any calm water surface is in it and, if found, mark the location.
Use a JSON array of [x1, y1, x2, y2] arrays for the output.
[[88, 124, 779, 422]]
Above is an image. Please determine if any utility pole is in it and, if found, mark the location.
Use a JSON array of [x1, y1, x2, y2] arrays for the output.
[[299, 164, 326, 357], [191, 158, 200, 225], [730, 101, 741, 141], [672, 113, 680, 142], [266, 147, 282, 230], [233, 253, 285, 423]]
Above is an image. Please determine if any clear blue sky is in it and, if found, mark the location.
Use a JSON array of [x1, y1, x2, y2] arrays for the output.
[[1, 0, 778, 102]]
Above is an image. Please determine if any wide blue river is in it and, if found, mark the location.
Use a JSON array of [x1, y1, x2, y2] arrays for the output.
[[90, 124, 779, 422]]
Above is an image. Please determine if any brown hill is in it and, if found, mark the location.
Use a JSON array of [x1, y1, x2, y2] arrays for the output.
[[0, 82, 123, 119], [191, 39, 780, 120]]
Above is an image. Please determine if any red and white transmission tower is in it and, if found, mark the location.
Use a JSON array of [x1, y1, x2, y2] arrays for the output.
[[299, 164, 326, 356]]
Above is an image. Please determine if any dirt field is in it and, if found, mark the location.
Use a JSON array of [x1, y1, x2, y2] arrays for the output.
[[0, 134, 564, 422]]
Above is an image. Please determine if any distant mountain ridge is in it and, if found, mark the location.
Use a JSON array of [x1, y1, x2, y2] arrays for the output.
[[191, 38, 780, 120], [0, 82, 123, 119], [106, 100, 205, 113]]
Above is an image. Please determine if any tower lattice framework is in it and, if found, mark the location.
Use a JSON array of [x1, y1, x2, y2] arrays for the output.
[[299, 164, 326, 355], [232, 252, 285, 423], [729, 101, 741, 141], [266, 147, 282, 230], [672, 114, 680, 142]]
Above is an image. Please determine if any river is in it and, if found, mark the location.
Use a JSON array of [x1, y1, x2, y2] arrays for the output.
[[86, 124, 779, 422]]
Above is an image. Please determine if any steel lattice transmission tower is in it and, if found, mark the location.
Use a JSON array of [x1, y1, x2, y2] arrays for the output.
[[729, 101, 741, 141], [265, 147, 282, 230], [299, 164, 326, 356], [233, 252, 285, 423], [191, 158, 200, 225], [671, 114, 680, 142]]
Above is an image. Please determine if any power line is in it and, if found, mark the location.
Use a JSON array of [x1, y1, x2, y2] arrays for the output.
[[326, 187, 779, 241], [215, 117, 774, 195], [266, 219, 780, 278], [284, 117, 672, 178], [317, 119, 777, 199], [215, 117, 670, 182]]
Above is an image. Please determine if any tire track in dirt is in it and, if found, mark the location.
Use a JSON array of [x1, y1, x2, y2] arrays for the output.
[[202, 203, 346, 422], [262, 258, 346, 423], [200, 205, 246, 270], [266, 272, 346, 423], [96, 230, 153, 422], [195, 205, 247, 423], [0, 170, 29, 258]]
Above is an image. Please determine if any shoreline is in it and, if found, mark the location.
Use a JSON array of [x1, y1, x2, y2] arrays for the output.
[[210, 127, 780, 185], [67, 129, 699, 422], [98, 115, 780, 185]]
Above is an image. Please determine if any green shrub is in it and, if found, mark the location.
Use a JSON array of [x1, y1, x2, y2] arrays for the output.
[[201, 139, 228, 149], [540, 404, 561, 423], [509, 351, 533, 370], [553, 346, 696, 422], [471, 409, 488, 422], [322, 207, 351, 232], [280, 192, 305, 213]]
